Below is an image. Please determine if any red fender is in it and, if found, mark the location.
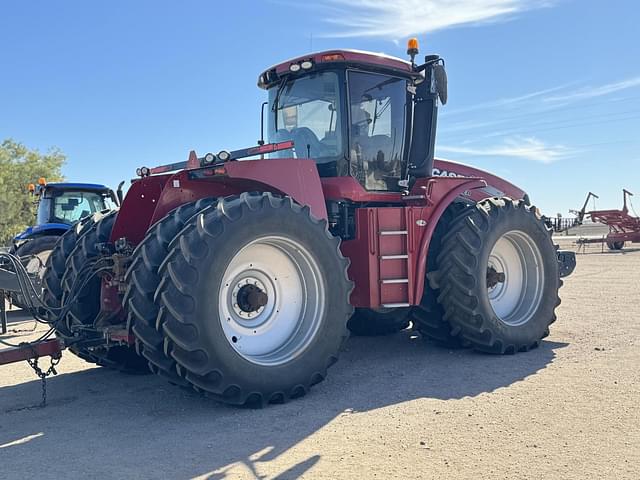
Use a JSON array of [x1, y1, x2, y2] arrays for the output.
[[411, 177, 487, 303], [110, 159, 327, 245]]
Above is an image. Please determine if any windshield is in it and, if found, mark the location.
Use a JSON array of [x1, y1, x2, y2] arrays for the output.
[[37, 190, 108, 225], [268, 71, 344, 166]]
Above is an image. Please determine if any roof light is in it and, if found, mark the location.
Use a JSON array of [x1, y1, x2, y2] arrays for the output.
[[407, 38, 419, 54], [38, 177, 46, 186], [204, 152, 216, 164], [289, 63, 301, 72], [321, 53, 345, 62], [218, 150, 231, 161], [300, 60, 313, 70]]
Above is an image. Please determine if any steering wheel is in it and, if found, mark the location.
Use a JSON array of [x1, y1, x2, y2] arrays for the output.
[[289, 127, 326, 158]]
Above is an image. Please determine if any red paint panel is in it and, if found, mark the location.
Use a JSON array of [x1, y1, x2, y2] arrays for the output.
[[433, 158, 526, 202], [224, 159, 327, 220], [110, 175, 171, 245], [321, 176, 403, 203], [341, 208, 379, 307], [112, 158, 328, 246]]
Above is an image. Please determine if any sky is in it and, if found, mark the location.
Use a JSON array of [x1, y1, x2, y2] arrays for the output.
[[1, 0, 639, 216]]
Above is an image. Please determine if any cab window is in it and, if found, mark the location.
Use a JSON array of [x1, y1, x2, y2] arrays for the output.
[[51, 191, 106, 224], [268, 71, 343, 164], [347, 71, 407, 191]]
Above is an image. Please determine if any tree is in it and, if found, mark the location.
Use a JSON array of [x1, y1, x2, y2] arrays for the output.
[[0, 139, 66, 245]]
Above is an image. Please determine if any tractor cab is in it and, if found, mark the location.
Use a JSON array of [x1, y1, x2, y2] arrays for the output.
[[259, 41, 447, 193], [34, 182, 117, 227]]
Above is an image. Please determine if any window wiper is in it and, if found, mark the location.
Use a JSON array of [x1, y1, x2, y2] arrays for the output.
[[271, 78, 288, 131], [364, 77, 400, 94]]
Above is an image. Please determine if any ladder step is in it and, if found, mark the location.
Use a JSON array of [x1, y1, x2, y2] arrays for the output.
[[380, 254, 409, 260], [381, 303, 411, 308], [379, 230, 408, 236], [381, 278, 409, 284]]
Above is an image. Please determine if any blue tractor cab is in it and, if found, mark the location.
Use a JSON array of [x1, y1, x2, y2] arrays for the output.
[[14, 182, 118, 243]]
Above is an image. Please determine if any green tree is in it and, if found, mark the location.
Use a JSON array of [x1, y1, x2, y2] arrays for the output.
[[0, 139, 65, 245]]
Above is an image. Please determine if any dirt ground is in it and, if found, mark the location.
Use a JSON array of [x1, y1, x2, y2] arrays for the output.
[[1, 242, 639, 479]]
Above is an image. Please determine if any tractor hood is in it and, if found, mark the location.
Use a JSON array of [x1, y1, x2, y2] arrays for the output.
[[432, 158, 528, 204], [13, 223, 71, 242]]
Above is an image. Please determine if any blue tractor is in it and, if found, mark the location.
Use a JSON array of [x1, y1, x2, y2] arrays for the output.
[[8, 181, 120, 308]]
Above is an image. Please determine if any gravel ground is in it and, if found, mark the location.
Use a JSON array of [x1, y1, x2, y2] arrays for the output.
[[1, 243, 638, 479]]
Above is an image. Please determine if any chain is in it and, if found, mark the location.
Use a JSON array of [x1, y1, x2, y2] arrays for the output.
[[25, 351, 61, 407]]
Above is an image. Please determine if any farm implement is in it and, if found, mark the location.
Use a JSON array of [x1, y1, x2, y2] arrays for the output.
[[576, 189, 640, 251]]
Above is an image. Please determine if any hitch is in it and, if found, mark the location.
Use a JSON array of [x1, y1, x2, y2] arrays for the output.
[[0, 338, 63, 366]]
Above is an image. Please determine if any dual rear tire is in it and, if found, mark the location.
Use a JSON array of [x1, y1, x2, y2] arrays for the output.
[[42, 211, 147, 370], [132, 193, 353, 405]]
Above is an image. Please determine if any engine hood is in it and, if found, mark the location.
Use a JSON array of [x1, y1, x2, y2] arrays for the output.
[[432, 158, 528, 204]]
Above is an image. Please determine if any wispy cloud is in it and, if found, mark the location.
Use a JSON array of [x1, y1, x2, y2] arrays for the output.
[[439, 75, 640, 139], [442, 83, 576, 116], [438, 136, 574, 163], [544, 76, 640, 103], [316, 0, 554, 38]]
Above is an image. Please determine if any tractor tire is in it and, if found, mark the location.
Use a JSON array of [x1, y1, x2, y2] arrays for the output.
[[47, 211, 147, 371], [42, 215, 100, 335], [125, 197, 217, 384], [157, 192, 353, 406], [347, 308, 410, 336], [9, 235, 60, 310], [409, 203, 468, 348], [434, 198, 561, 354], [607, 241, 624, 251]]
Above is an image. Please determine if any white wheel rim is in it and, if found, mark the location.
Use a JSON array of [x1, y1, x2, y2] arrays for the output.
[[487, 231, 544, 326], [218, 236, 325, 366]]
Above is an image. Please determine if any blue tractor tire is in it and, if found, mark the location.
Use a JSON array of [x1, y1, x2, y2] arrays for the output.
[[9, 235, 61, 310]]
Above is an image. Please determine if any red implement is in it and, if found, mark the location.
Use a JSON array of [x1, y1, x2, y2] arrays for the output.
[[578, 189, 640, 249]]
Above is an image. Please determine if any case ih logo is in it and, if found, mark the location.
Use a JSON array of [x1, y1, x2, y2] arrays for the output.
[[432, 167, 463, 178]]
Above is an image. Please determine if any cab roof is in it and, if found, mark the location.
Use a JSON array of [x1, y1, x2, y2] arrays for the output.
[[44, 182, 111, 192], [258, 49, 414, 89]]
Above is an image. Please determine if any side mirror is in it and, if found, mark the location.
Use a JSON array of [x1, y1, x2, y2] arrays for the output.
[[433, 64, 448, 105]]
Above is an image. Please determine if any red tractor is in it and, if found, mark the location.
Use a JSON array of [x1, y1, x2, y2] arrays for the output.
[[8, 40, 575, 405]]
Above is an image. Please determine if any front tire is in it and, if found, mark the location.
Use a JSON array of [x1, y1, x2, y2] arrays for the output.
[[10, 235, 60, 309], [435, 199, 561, 354], [157, 193, 353, 406], [410, 203, 468, 348]]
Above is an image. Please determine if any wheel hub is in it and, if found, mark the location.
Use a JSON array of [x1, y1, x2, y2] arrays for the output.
[[236, 282, 268, 313], [230, 275, 272, 322], [486, 266, 506, 289], [487, 231, 544, 326], [219, 236, 326, 366]]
